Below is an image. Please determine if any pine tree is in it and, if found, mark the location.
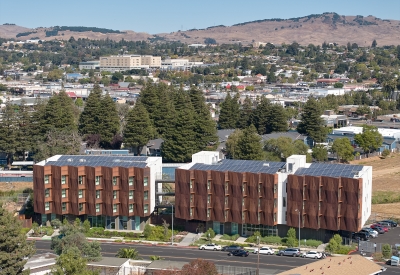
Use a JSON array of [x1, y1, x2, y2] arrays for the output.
[[15, 100, 34, 159], [297, 97, 328, 143], [43, 90, 77, 133], [161, 90, 197, 162], [0, 205, 35, 274], [123, 100, 155, 155], [266, 104, 288, 133], [189, 87, 218, 150], [140, 82, 160, 124], [218, 92, 239, 129], [98, 93, 120, 148], [0, 103, 18, 166], [79, 85, 103, 137], [153, 84, 176, 137], [236, 96, 253, 129], [252, 96, 271, 134], [235, 125, 265, 160]]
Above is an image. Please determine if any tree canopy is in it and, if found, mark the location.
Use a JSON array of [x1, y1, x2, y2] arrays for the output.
[[226, 125, 265, 160], [297, 96, 328, 143], [354, 125, 383, 154], [331, 138, 354, 163]]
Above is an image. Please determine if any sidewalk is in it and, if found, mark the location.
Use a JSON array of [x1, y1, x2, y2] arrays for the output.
[[176, 233, 199, 246]]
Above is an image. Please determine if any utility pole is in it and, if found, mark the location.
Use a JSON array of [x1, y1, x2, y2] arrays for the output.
[[295, 209, 301, 250], [257, 235, 260, 275], [171, 204, 174, 246]]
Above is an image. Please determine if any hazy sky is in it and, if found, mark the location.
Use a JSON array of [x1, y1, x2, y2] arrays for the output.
[[1, 0, 399, 34]]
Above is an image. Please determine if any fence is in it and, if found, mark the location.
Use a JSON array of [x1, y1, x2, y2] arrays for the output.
[[359, 240, 383, 253], [0, 177, 33, 182], [216, 265, 256, 275]]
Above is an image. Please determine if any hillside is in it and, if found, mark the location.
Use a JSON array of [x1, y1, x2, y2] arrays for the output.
[[2, 13, 400, 45]]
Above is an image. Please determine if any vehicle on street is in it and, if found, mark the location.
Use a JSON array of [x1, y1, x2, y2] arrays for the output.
[[370, 224, 386, 234], [361, 228, 378, 238], [199, 244, 222, 251], [228, 249, 249, 257], [302, 251, 322, 259], [377, 221, 392, 229], [380, 220, 398, 227], [253, 247, 275, 255], [277, 248, 301, 257], [221, 245, 243, 252]]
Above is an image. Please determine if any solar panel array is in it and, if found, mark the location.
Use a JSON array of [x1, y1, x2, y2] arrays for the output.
[[190, 159, 286, 174], [294, 163, 364, 178], [45, 155, 149, 168]]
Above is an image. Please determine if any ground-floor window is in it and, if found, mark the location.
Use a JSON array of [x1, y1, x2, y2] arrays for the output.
[[242, 223, 278, 237]]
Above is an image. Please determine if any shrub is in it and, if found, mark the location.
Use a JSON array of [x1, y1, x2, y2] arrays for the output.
[[205, 228, 216, 241], [143, 224, 152, 239], [245, 231, 261, 243], [373, 252, 384, 262], [82, 220, 91, 233], [45, 227, 54, 236], [114, 239, 123, 243], [381, 149, 390, 158], [262, 236, 282, 245], [301, 239, 323, 248], [382, 243, 392, 259], [220, 234, 239, 241], [336, 245, 353, 255], [20, 227, 31, 235], [50, 219, 62, 229]]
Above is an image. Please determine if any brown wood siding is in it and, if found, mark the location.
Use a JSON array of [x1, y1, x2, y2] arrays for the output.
[[287, 174, 304, 228], [211, 171, 225, 223], [142, 168, 151, 216], [68, 166, 79, 216], [340, 178, 362, 232], [175, 169, 190, 220], [194, 170, 207, 221], [33, 165, 45, 214], [119, 167, 129, 217], [303, 176, 320, 230], [51, 166, 62, 215], [245, 173, 259, 225], [228, 171, 243, 224], [85, 166, 96, 216], [134, 167, 144, 216], [101, 166, 113, 216], [260, 173, 276, 226], [320, 177, 339, 231]]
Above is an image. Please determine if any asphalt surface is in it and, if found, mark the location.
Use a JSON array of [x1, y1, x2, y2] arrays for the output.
[[34, 240, 400, 274]]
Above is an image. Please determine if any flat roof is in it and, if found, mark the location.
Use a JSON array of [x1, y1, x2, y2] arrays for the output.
[[188, 159, 286, 174], [295, 163, 364, 178], [87, 257, 129, 267]]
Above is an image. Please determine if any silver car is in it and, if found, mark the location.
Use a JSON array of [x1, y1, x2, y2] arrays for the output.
[[277, 248, 301, 257]]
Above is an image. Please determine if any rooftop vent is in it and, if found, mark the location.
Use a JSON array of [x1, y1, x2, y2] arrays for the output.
[[67, 158, 73, 162], [79, 159, 86, 162], [113, 159, 121, 162], [263, 163, 270, 167]]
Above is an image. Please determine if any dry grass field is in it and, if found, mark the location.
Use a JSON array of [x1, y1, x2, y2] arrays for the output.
[[0, 181, 33, 192]]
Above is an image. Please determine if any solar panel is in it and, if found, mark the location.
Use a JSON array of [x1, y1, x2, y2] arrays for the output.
[[189, 159, 286, 174], [45, 155, 150, 168]]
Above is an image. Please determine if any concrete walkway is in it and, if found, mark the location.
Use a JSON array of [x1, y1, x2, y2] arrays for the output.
[[177, 233, 199, 246]]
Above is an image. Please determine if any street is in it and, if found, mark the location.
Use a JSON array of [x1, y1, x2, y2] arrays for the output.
[[34, 240, 400, 274]]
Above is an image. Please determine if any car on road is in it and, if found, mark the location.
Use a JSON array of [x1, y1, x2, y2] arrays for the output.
[[228, 249, 249, 257], [253, 247, 275, 255], [370, 224, 386, 233], [302, 251, 322, 259], [199, 244, 222, 251], [380, 220, 398, 227], [221, 245, 243, 252], [277, 248, 301, 257], [361, 228, 378, 238]]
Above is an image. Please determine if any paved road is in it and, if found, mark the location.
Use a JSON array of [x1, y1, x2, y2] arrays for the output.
[[34, 240, 400, 274]]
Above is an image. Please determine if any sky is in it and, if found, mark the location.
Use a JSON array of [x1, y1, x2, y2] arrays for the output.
[[1, 0, 399, 34]]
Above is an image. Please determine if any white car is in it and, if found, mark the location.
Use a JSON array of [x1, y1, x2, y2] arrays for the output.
[[199, 243, 222, 251], [302, 251, 322, 259], [253, 247, 275, 255]]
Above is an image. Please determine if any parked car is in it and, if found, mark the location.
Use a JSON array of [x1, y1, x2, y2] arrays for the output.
[[277, 248, 301, 257], [222, 245, 243, 252], [377, 222, 392, 229], [361, 228, 378, 238], [352, 232, 369, 241], [228, 249, 249, 257], [380, 220, 398, 227], [199, 244, 222, 251], [253, 247, 275, 255], [372, 224, 389, 232], [370, 224, 385, 234], [302, 251, 322, 259]]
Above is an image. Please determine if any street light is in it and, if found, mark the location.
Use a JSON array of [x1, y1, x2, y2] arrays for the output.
[[295, 209, 301, 250], [256, 235, 260, 275], [171, 203, 174, 246]]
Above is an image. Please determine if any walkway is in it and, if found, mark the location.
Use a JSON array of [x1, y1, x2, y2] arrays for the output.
[[177, 232, 199, 246]]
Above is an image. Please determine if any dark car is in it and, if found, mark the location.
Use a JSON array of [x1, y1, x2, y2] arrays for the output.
[[377, 222, 392, 229], [277, 248, 301, 257], [381, 220, 398, 227], [352, 232, 369, 241], [370, 224, 385, 234], [228, 249, 249, 257], [222, 245, 244, 252]]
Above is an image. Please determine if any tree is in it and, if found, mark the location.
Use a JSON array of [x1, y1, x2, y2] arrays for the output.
[[111, 72, 124, 83], [225, 129, 243, 159], [252, 97, 271, 134], [297, 97, 328, 143], [236, 96, 253, 129], [354, 125, 383, 155], [143, 224, 152, 239], [326, 234, 342, 253], [204, 38, 217, 45], [371, 39, 377, 48], [51, 247, 99, 275], [123, 100, 154, 155], [0, 205, 35, 275], [116, 247, 141, 260], [205, 228, 215, 242], [382, 243, 391, 259], [153, 84, 175, 137], [381, 149, 390, 159], [286, 228, 298, 248], [218, 92, 239, 129], [15, 100, 34, 160], [181, 259, 218, 275], [140, 83, 161, 125], [98, 93, 120, 147], [0, 103, 18, 166], [312, 144, 328, 162], [79, 85, 103, 138], [334, 82, 344, 88], [75, 97, 84, 107], [47, 69, 63, 81], [265, 104, 288, 133], [232, 125, 265, 160], [331, 138, 354, 163], [264, 137, 310, 161]]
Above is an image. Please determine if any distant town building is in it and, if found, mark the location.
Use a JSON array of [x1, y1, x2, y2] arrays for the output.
[[79, 61, 100, 70], [99, 55, 161, 72]]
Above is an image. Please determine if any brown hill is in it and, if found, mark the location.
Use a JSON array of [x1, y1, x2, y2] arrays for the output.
[[2, 13, 400, 46]]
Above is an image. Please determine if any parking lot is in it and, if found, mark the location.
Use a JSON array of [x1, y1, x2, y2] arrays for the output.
[[368, 226, 400, 246]]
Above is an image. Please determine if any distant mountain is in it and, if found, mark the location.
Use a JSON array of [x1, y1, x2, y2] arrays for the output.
[[2, 13, 400, 46]]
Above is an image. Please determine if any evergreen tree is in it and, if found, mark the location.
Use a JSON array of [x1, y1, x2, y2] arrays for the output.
[[161, 90, 197, 162], [123, 100, 155, 155], [235, 125, 265, 160], [43, 90, 77, 133], [0, 103, 18, 166], [189, 87, 218, 150], [266, 104, 288, 133], [0, 205, 35, 274], [15, 100, 34, 159], [79, 85, 103, 137], [51, 247, 99, 275], [225, 129, 243, 159], [218, 92, 239, 129], [371, 39, 377, 48], [312, 144, 328, 162], [140, 82, 160, 125], [98, 93, 120, 147], [153, 84, 176, 137], [297, 97, 328, 143], [236, 96, 253, 129], [252, 96, 271, 134]]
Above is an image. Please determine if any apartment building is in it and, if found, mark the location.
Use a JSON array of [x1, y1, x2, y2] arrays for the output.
[[99, 55, 161, 72], [79, 61, 100, 70], [175, 152, 372, 240], [33, 155, 162, 230]]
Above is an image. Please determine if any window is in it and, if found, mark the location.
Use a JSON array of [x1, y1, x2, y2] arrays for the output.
[[113, 191, 118, 199], [144, 204, 148, 214], [283, 197, 286, 207], [274, 184, 277, 194], [44, 175, 50, 184], [79, 203, 84, 212], [96, 203, 100, 213], [242, 198, 245, 206], [274, 213, 277, 222], [129, 190, 134, 200], [225, 210, 228, 220], [96, 190, 101, 199], [274, 199, 277, 208], [95, 176, 101, 185], [45, 188, 50, 198], [78, 190, 83, 199], [242, 211, 245, 222], [242, 182, 246, 193], [190, 179, 194, 189], [207, 180, 211, 190], [258, 183, 261, 194], [129, 176, 134, 186], [62, 189, 66, 198], [225, 181, 229, 192], [258, 199, 261, 207], [62, 202, 67, 211], [190, 208, 193, 216], [61, 175, 67, 185], [45, 202, 50, 211], [113, 204, 118, 213], [207, 195, 211, 204], [190, 194, 194, 203], [258, 212, 260, 222], [78, 176, 84, 185], [207, 209, 210, 218], [144, 177, 148, 187], [129, 204, 134, 213], [225, 197, 228, 205], [112, 177, 118, 186], [144, 191, 148, 200]]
